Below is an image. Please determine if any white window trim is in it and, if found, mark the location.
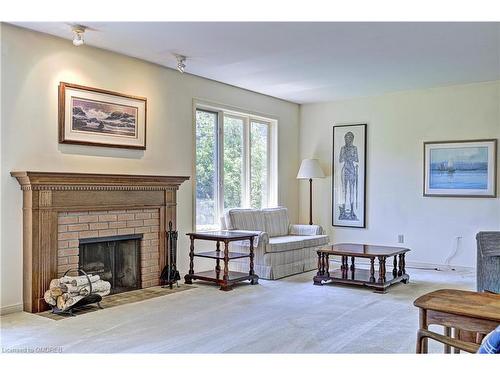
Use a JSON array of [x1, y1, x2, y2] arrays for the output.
[[192, 99, 278, 231]]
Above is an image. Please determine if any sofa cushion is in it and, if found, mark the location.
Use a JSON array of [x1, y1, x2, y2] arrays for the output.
[[289, 224, 323, 236], [301, 234, 329, 248], [263, 207, 290, 237], [227, 209, 266, 232], [266, 236, 305, 253], [266, 234, 329, 253]]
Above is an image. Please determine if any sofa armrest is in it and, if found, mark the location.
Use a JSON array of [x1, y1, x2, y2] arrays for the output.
[[231, 230, 269, 247], [477, 232, 500, 257], [289, 224, 323, 236], [230, 231, 268, 259]]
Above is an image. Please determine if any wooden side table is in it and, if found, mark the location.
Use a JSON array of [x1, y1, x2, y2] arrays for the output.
[[414, 289, 500, 353], [184, 231, 259, 291]]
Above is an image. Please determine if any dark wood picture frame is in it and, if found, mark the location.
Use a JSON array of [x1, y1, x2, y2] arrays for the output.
[[332, 123, 367, 228], [423, 139, 497, 198], [58, 82, 147, 150]]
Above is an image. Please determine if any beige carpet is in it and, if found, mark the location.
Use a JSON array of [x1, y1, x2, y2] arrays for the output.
[[1, 268, 475, 353], [37, 285, 196, 320]]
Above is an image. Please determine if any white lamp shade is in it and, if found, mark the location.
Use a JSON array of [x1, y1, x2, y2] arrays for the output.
[[297, 159, 325, 179]]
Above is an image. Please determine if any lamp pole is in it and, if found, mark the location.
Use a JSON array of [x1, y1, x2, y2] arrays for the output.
[[297, 159, 324, 226], [309, 178, 313, 225]]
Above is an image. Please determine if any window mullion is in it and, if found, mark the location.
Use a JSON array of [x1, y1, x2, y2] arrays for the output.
[[243, 117, 251, 208], [217, 111, 224, 221], [266, 123, 271, 207]]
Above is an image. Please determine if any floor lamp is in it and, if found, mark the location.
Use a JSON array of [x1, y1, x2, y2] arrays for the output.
[[297, 159, 325, 225]]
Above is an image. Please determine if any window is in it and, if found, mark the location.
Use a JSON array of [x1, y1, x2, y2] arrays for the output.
[[195, 105, 277, 230]]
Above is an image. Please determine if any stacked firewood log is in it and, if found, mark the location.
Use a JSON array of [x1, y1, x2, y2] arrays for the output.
[[44, 275, 111, 311]]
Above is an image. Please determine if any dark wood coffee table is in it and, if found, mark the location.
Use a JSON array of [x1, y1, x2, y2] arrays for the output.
[[184, 231, 259, 291], [313, 243, 410, 293]]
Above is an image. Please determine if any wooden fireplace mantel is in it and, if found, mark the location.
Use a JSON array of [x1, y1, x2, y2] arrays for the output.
[[11, 171, 190, 191], [11, 171, 190, 313]]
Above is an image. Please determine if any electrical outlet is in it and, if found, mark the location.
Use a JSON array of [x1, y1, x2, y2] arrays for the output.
[[398, 234, 404, 244]]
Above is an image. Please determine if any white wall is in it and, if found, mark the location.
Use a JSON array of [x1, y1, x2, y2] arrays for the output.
[[0, 24, 300, 311], [299, 81, 500, 268]]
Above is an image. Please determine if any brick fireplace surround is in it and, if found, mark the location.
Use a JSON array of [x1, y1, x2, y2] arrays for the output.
[[11, 172, 189, 313], [57, 209, 161, 288]]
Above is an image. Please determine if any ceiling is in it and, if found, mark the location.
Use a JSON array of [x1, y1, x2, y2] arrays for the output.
[[12, 22, 500, 104]]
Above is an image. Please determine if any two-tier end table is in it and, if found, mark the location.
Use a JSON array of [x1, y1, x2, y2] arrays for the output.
[[313, 243, 410, 293], [184, 231, 259, 291]]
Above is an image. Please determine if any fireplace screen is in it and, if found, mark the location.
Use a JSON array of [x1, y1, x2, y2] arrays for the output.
[[79, 234, 142, 294]]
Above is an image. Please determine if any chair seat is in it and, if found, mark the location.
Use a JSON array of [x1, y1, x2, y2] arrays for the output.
[[266, 235, 328, 253]]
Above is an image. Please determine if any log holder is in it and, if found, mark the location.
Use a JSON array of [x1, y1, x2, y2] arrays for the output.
[[51, 268, 104, 317]]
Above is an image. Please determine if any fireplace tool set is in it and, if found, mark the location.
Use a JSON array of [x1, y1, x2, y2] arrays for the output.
[[160, 221, 181, 289]]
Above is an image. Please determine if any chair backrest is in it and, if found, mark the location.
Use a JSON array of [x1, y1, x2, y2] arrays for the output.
[[477, 232, 500, 257]]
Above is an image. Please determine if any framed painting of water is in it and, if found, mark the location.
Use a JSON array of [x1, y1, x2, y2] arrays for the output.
[[59, 82, 147, 149], [332, 123, 367, 228], [423, 139, 497, 197]]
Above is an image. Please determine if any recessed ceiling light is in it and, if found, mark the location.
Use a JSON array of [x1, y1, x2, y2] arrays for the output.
[[72, 25, 86, 47]]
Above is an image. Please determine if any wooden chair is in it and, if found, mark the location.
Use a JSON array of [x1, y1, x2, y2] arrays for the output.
[[414, 289, 500, 354], [416, 328, 481, 354]]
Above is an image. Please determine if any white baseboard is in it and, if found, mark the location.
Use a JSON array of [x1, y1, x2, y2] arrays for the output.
[[405, 261, 474, 272], [0, 303, 23, 316]]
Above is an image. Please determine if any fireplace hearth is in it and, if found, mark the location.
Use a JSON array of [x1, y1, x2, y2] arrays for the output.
[[79, 234, 142, 295]]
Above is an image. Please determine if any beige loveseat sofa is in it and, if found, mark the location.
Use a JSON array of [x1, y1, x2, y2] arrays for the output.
[[221, 207, 329, 280]]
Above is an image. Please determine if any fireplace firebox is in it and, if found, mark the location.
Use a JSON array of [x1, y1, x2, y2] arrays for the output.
[[79, 234, 142, 295]]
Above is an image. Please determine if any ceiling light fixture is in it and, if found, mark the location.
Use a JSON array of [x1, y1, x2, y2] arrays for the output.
[[175, 55, 187, 73], [72, 25, 86, 46]]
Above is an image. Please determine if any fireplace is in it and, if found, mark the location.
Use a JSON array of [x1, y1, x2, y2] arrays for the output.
[[11, 171, 189, 312], [79, 234, 142, 295]]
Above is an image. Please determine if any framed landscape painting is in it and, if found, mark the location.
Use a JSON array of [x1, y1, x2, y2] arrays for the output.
[[59, 82, 147, 149], [332, 123, 367, 228], [424, 139, 497, 197]]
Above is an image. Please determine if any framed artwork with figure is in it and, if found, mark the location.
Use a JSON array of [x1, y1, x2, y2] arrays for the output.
[[332, 123, 367, 228]]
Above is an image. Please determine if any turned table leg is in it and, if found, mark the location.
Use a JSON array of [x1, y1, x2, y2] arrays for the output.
[[249, 237, 255, 276], [317, 251, 323, 275], [398, 253, 407, 276], [220, 240, 232, 291], [393, 255, 398, 277], [313, 251, 327, 285], [215, 240, 221, 279], [378, 256, 386, 283], [325, 254, 330, 276], [369, 257, 375, 282], [184, 235, 195, 284], [249, 236, 258, 285], [341, 256, 348, 278]]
